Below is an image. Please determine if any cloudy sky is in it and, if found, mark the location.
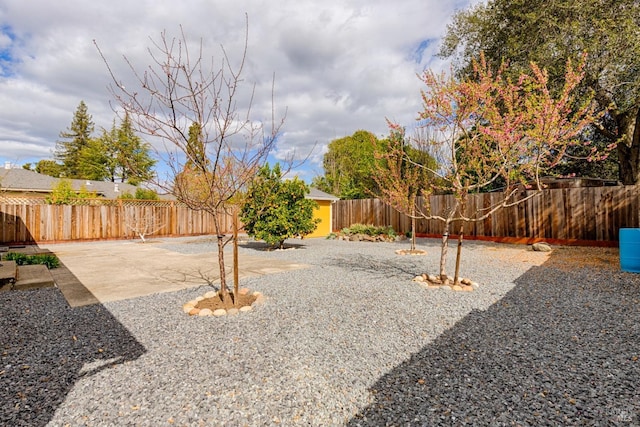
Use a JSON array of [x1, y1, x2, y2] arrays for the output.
[[0, 0, 478, 182]]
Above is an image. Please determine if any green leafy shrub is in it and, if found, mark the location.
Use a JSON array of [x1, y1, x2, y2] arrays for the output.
[[340, 223, 397, 238], [29, 254, 60, 269], [134, 188, 159, 200], [241, 163, 320, 249], [46, 179, 96, 205], [118, 188, 159, 200], [4, 252, 28, 265], [3, 252, 60, 269]]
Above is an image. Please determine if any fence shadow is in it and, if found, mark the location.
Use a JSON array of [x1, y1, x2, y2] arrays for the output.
[[348, 247, 640, 425], [0, 211, 35, 245], [0, 288, 146, 426]]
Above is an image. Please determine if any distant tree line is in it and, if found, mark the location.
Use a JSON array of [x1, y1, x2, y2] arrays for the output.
[[312, 0, 638, 197], [23, 100, 156, 186]]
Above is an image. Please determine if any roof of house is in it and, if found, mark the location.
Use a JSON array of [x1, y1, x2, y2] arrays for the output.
[[307, 187, 339, 201], [0, 167, 337, 201], [0, 167, 139, 199]]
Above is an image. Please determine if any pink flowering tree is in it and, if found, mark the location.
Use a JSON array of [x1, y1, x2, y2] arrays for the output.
[[377, 54, 606, 285]]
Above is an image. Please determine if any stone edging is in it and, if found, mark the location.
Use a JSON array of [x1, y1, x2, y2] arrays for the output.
[[412, 274, 480, 292], [182, 288, 265, 317]]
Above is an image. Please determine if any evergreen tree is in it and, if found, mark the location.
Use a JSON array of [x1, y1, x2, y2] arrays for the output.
[[55, 101, 95, 178], [77, 124, 116, 181], [185, 122, 207, 169], [74, 113, 156, 184], [35, 160, 64, 177], [115, 113, 156, 185], [241, 163, 319, 249]]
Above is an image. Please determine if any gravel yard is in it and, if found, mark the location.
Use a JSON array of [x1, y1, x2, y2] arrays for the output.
[[1, 237, 638, 426]]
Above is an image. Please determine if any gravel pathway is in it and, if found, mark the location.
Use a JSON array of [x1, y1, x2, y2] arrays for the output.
[[1, 237, 638, 426]]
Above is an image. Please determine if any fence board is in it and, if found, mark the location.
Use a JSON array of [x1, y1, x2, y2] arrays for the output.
[[332, 185, 640, 243], [0, 198, 236, 244]]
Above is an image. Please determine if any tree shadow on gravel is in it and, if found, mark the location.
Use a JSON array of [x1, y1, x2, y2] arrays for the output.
[[348, 249, 640, 426], [239, 240, 307, 251], [0, 288, 146, 427], [328, 253, 419, 280]]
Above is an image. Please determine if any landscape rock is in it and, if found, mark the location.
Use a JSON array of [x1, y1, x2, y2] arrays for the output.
[[532, 242, 552, 252], [182, 304, 194, 313], [452, 285, 463, 291], [204, 291, 217, 298], [188, 308, 200, 316], [413, 275, 425, 282], [462, 285, 474, 292], [212, 309, 226, 317], [227, 308, 239, 316], [239, 305, 253, 312], [198, 308, 213, 316], [239, 287, 250, 295]]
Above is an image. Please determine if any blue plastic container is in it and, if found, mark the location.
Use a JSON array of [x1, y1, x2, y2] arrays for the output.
[[620, 228, 640, 273]]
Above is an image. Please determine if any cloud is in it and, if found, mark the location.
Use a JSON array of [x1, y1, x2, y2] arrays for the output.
[[0, 0, 474, 180]]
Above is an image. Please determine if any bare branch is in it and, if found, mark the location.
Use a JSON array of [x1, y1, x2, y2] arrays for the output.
[[96, 16, 286, 298]]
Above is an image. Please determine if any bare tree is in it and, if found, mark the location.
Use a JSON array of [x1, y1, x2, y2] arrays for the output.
[[122, 205, 166, 243], [96, 18, 284, 301]]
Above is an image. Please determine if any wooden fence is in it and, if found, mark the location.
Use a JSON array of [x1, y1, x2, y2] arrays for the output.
[[332, 185, 640, 243], [0, 197, 234, 244], [3, 185, 640, 244]]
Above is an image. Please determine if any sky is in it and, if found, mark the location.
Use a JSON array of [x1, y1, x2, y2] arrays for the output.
[[0, 0, 479, 183]]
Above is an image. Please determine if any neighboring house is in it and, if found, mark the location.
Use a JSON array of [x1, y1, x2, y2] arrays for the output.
[[306, 187, 339, 238], [0, 163, 139, 199]]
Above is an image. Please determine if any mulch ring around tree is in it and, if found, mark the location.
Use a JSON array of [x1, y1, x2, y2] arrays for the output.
[[395, 249, 427, 255], [183, 288, 264, 317], [412, 273, 478, 291]]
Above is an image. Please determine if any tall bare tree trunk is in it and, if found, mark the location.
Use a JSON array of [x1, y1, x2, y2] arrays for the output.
[[453, 222, 464, 286], [216, 233, 227, 302], [233, 208, 239, 307], [617, 107, 640, 185], [411, 215, 417, 251], [214, 215, 228, 302], [410, 202, 417, 251], [439, 220, 450, 284], [453, 199, 466, 285]]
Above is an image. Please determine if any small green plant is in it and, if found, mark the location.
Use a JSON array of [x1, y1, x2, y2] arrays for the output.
[[339, 223, 397, 237], [3, 252, 60, 269], [46, 179, 96, 204], [4, 252, 28, 265], [30, 254, 60, 269], [118, 188, 159, 200]]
